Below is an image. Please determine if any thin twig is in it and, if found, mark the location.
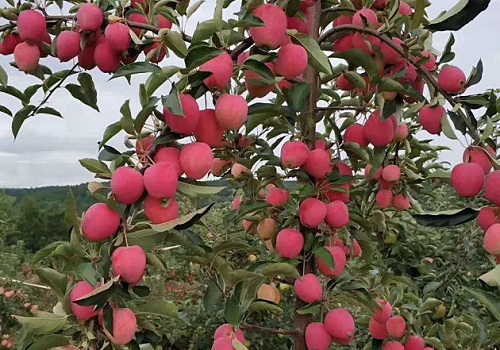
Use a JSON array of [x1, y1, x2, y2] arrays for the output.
[[316, 106, 367, 112], [241, 323, 299, 335], [31, 63, 78, 116], [321, 7, 357, 14], [230, 37, 254, 60], [318, 25, 482, 143]]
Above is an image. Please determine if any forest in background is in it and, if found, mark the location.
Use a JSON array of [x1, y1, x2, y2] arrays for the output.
[[0, 180, 232, 252]]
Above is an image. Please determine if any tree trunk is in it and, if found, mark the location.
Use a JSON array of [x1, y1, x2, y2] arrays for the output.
[[293, 2, 322, 349]]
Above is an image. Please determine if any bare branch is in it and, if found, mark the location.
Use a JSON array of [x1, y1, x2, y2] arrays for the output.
[[230, 37, 254, 60], [30, 63, 78, 116]]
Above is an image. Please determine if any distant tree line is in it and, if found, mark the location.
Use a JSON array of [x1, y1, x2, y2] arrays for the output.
[[0, 180, 236, 252]]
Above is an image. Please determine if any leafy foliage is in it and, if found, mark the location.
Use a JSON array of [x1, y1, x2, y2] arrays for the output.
[[0, 0, 499, 349]]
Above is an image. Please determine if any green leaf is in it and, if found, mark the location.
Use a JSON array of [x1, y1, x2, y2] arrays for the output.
[[31, 241, 66, 265], [0, 64, 7, 86], [440, 34, 456, 64], [0, 105, 12, 116], [120, 100, 136, 135], [26, 335, 69, 350], [296, 304, 321, 315], [204, 281, 223, 312], [79, 158, 112, 177], [426, 0, 491, 31], [145, 68, 178, 97], [224, 296, 242, 326], [146, 252, 166, 271], [13, 314, 68, 335], [466, 59, 483, 88], [379, 78, 407, 93], [135, 98, 158, 133], [137, 300, 179, 318], [213, 241, 250, 255], [259, 263, 301, 279], [163, 30, 188, 58], [192, 20, 219, 42], [229, 15, 264, 28], [441, 113, 458, 140], [333, 49, 379, 79], [64, 190, 78, 230], [100, 121, 122, 148], [479, 265, 500, 288], [425, 338, 445, 350], [76, 262, 98, 286], [132, 286, 150, 298], [292, 33, 332, 74], [464, 287, 500, 321], [162, 84, 184, 117], [230, 270, 263, 285], [74, 276, 120, 307], [412, 0, 426, 29], [66, 83, 99, 111], [246, 113, 274, 133], [37, 107, 62, 118], [0, 85, 26, 102], [242, 59, 275, 83], [24, 84, 41, 102], [127, 229, 169, 250], [232, 340, 249, 350], [150, 204, 214, 232], [480, 116, 494, 142], [423, 281, 442, 294], [344, 71, 366, 89], [111, 62, 162, 80], [78, 72, 99, 111], [214, 0, 224, 30], [248, 301, 283, 314], [284, 82, 310, 113], [34, 268, 69, 300], [413, 208, 479, 227], [187, 0, 204, 17], [185, 46, 222, 70], [447, 110, 467, 135], [12, 105, 36, 138], [315, 247, 335, 270], [177, 179, 226, 197]]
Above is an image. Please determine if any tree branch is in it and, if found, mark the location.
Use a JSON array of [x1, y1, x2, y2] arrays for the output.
[[317, 106, 367, 112], [318, 25, 482, 143], [321, 7, 357, 14], [241, 323, 299, 335], [230, 37, 254, 60], [30, 63, 78, 117]]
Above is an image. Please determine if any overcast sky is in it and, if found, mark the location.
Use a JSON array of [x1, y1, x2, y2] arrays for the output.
[[0, 0, 499, 188]]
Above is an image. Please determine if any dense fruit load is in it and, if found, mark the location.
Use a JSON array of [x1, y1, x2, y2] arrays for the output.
[[0, 0, 499, 349]]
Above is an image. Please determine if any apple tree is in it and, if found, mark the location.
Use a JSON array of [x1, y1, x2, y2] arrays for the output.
[[0, 0, 499, 349]]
